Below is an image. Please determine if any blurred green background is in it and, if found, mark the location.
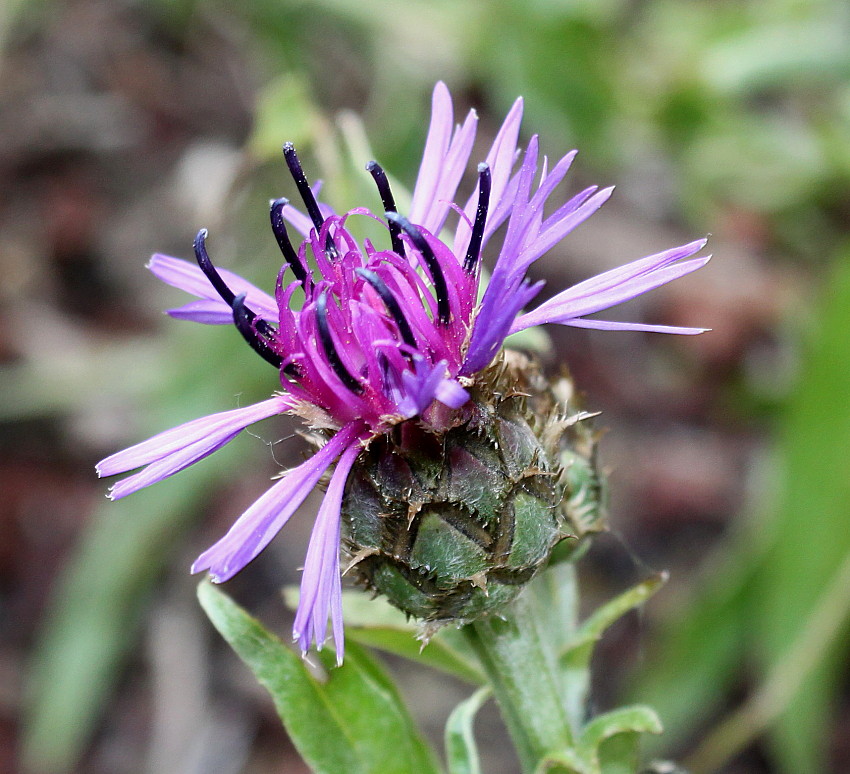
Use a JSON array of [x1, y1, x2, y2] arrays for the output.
[[2, 0, 850, 772]]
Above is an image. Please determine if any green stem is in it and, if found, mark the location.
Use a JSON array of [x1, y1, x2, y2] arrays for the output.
[[463, 585, 575, 773]]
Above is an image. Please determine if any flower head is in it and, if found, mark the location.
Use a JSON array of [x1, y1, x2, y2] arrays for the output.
[[97, 82, 708, 661]]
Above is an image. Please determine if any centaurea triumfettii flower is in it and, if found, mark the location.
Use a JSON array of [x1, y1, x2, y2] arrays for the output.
[[97, 82, 708, 660]]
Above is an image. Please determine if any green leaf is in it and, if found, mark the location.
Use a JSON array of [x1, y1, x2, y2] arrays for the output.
[[533, 748, 593, 774], [199, 582, 441, 774], [347, 626, 485, 686], [569, 574, 668, 655], [562, 574, 666, 725], [528, 706, 662, 774], [445, 687, 491, 774], [578, 706, 663, 762], [597, 733, 640, 774]]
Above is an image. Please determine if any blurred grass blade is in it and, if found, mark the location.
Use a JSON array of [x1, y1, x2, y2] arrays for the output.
[[199, 582, 441, 774], [23, 326, 273, 772], [686, 550, 850, 773], [445, 687, 490, 774], [23, 462, 229, 772], [629, 546, 755, 750], [753, 254, 850, 773], [634, 253, 850, 770]]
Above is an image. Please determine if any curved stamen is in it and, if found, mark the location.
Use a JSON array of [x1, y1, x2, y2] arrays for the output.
[[270, 198, 309, 285], [232, 294, 283, 369], [282, 143, 325, 233], [365, 161, 405, 255], [355, 268, 417, 350], [195, 230, 292, 373], [463, 163, 491, 273], [194, 229, 235, 306], [316, 292, 363, 394], [384, 212, 451, 325], [283, 142, 337, 259]]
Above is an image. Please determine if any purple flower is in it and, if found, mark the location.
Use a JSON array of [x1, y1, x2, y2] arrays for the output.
[[98, 82, 709, 661]]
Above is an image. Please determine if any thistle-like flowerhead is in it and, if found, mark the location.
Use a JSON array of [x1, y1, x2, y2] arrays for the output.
[[97, 82, 709, 661]]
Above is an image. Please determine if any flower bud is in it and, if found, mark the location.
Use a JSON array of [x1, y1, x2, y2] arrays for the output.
[[340, 352, 605, 626]]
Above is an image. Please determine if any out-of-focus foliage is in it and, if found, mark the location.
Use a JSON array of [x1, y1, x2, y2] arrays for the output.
[[637, 254, 850, 773], [11, 0, 850, 772]]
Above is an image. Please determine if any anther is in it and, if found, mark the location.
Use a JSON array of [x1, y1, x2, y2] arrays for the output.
[[232, 294, 283, 369], [355, 268, 417, 350], [270, 198, 308, 284], [384, 213, 451, 325], [463, 163, 491, 273], [365, 161, 404, 255], [316, 292, 363, 394]]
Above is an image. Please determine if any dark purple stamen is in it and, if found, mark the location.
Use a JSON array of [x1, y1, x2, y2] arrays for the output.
[[463, 163, 491, 273], [316, 292, 363, 394], [365, 161, 404, 255], [195, 229, 294, 373], [194, 229, 236, 306], [270, 198, 309, 285], [232, 294, 283, 369], [355, 267, 417, 350], [384, 212, 451, 325], [282, 143, 325, 234]]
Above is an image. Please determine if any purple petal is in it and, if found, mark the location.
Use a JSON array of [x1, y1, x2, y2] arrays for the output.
[[514, 254, 710, 331], [455, 96, 524, 255], [97, 396, 294, 499], [435, 379, 470, 408], [409, 82, 455, 226], [517, 186, 614, 269], [166, 299, 234, 325], [292, 436, 362, 661], [563, 318, 709, 334], [462, 279, 544, 376], [419, 108, 478, 236], [148, 254, 278, 320], [191, 421, 366, 583], [282, 202, 314, 238]]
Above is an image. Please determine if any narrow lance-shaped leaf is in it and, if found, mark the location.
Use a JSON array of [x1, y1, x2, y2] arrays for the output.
[[198, 582, 441, 774], [445, 687, 491, 774]]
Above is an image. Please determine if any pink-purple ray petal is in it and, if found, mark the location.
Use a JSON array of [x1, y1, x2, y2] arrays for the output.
[[192, 421, 367, 583], [148, 254, 278, 323], [293, 437, 362, 660], [513, 251, 710, 332], [562, 318, 709, 334], [96, 396, 293, 498], [409, 81, 456, 227]]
